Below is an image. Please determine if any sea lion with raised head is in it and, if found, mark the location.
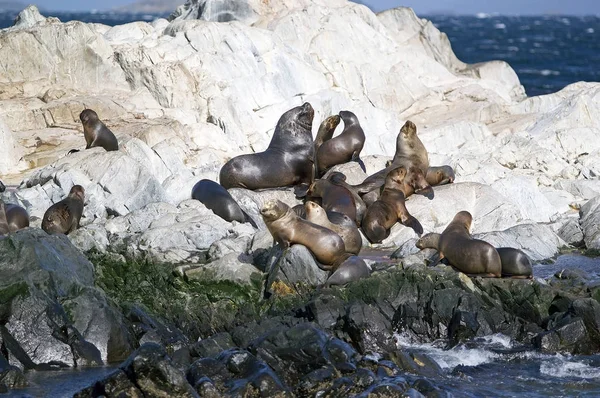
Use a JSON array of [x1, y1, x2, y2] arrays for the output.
[[324, 255, 371, 287], [220, 103, 315, 190], [41, 185, 85, 235], [361, 167, 423, 243], [316, 111, 366, 176], [307, 179, 358, 225], [79, 109, 119, 152], [191, 179, 256, 227], [4, 203, 29, 232], [305, 201, 362, 255], [313, 114, 341, 177], [326, 171, 367, 225], [416, 211, 502, 277], [261, 199, 347, 270]]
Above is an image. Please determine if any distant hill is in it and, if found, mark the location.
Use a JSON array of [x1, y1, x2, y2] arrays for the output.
[[113, 0, 183, 14], [0, 0, 24, 11]]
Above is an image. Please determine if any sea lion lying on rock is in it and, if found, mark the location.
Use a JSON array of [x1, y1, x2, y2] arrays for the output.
[[191, 179, 256, 227], [305, 201, 362, 255], [4, 203, 29, 232], [415, 211, 502, 278], [41, 185, 85, 235]]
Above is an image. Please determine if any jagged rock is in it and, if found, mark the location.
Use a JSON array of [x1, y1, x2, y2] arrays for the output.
[[184, 252, 264, 290], [265, 245, 330, 293], [580, 195, 600, 249], [0, 229, 134, 368], [0, 117, 23, 175]]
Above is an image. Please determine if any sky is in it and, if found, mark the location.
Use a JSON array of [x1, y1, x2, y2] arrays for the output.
[[24, 0, 600, 15]]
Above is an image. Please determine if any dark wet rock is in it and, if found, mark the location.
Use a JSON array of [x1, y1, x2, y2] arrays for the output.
[[0, 353, 27, 390], [191, 332, 235, 359], [265, 245, 329, 296], [187, 348, 291, 397], [76, 343, 198, 398], [122, 303, 189, 352], [0, 229, 133, 369], [390, 350, 444, 379], [343, 301, 394, 354], [358, 382, 407, 397]]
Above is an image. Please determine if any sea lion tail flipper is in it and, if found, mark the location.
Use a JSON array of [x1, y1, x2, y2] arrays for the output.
[[242, 211, 258, 229], [428, 253, 442, 267], [416, 185, 434, 200]]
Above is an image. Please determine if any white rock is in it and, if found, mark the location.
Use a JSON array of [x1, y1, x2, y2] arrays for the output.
[[580, 195, 600, 250]]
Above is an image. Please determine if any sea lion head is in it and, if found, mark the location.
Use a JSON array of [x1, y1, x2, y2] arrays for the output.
[[69, 185, 85, 202], [260, 199, 289, 222], [327, 172, 347, 184], [79, 109, 99, 124], [396, 120, 418, 149], [339, 110, 359, 125], [385, 166, 407, 186], [306, 179, 326, 196], [278, 102, 314, 134], [452, 210, 473, 232], [407, 167, 434, 199], [304, 200, 325, 218], [416, 232, 440, 250]]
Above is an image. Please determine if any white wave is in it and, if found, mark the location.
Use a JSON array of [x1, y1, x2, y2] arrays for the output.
[[518, 68, 560, 76], [475, 13, 489, 19], [494, 23, 506, 29], [508, 46, 519, 52], [540, 357, 600, 379], [587, 28, 595, 33]]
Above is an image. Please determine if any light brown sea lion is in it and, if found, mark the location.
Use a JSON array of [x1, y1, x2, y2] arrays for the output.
[[4, 203, 29, 232], [0, 200, 9, 235], [496, 248, 533, 279], [41, 185, 85, 235], [220, 103, 315, 190], [305, 201, 362, 255], [425, 165, 455, 186], [313, 114, 341, 178], [326, 171, 367, 225], [415, 211, 502, 277], [361, 167, 423, 244], [191, 179, 257, 227], [307, 179, 358, 225], [324, 256, 371, 287], [316, 111, 366, 176], [79, 109, 119, 151], [260, 199, 348, 270]]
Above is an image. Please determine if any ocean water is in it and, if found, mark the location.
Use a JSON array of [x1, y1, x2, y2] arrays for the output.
[[1, 12, 599, 96]]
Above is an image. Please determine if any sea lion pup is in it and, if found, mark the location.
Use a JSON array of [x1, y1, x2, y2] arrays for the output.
[[220, 103, 315, 190], [416, 211, 502, 278], [307, 179, 358, 225], [316, 111, 366, 176], [260, 199, 347, 270], [4, 203, 29, 232], [313, 114, 341, 178], [496, 248, 533, 279], [79, 109, 119, 152], [326, 172, 367, 225], [305, 201, 362, 255], [41, 185, 85, 235], [191, 179, 257, 227], [361, 167, 423, 244], [425, 165, 455, 186], [324, 256, 371, 287], [0, 200, 9, 235]]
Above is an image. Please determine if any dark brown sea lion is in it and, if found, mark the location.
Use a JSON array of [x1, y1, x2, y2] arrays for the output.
[[497, 248, 533, 279], [415, 211, 502, 278], [361, 167, 423, 244], [4, 203, 29, 232], [426, 166, 455, 186], [79, 109, 119, 151], [324, 255, 371, 287], [316, 111, 366, 176], [0, 200, 9, 235], [0, 180, 5, 193], [305, 201, 362, 255], [326, 172, 367, 225], [191, 179, 256, 227], [307, 179, 357, 224], [41, 185, 85, 235], [261, 199, 348, 270], [220, 103, 315, 190]]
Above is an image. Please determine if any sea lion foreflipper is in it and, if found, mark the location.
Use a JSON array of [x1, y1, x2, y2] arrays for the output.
[[352, 152, 367, 173], [401, 215, 423, 236]]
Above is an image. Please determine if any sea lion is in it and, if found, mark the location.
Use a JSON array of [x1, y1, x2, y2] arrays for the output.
[[79, 109, 119, 151], [324, 256, 371, 287], [220, 103, 315, 190], [0, 200, 9, 235], [191, 179, 257, 227], [4, 203, 29, 232], [416, 211, 502, 278], [307, 179, 358, 224], [496, 248, 533, 279], [361, 167, 423, 244], [41, 185, 85, 235], [313, 114, 341, 178], [305, 201, 362, 255], [316, 111, 366, 176], [0, 180, 5, 193], [260, 199, 347, 270], [426, 165, 455, 186], [326, 172, 367, 225]]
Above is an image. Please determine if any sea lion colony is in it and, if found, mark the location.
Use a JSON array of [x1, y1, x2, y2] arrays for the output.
[[0, 104, 533, 283]]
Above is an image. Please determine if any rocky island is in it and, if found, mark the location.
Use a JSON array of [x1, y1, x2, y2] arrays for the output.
[[0, 0, 600, 396]]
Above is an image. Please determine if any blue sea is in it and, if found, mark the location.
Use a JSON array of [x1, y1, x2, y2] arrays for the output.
[[1, 11, 599, 96], [2, 9, 600, 398]]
